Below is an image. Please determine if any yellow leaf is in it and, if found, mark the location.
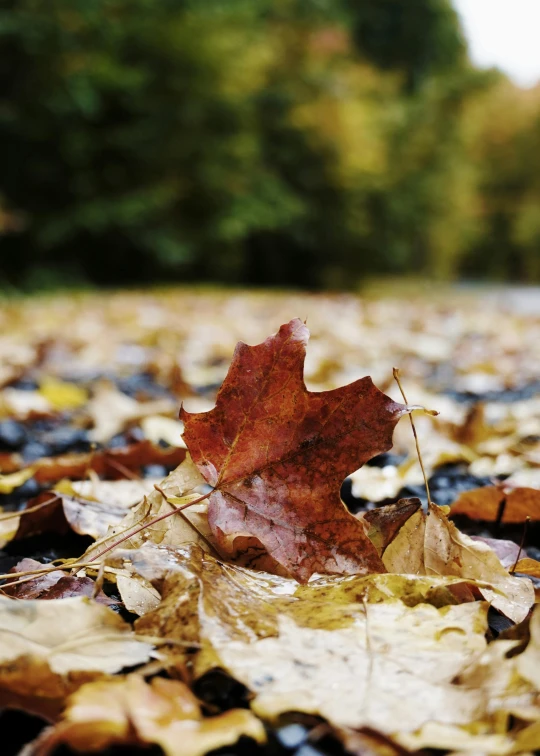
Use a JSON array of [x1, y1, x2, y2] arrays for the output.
[[0, 467, 34, 494], [39, 377, 88, 410], [382, 504, 534, 623], [32, 676, 265, 756]]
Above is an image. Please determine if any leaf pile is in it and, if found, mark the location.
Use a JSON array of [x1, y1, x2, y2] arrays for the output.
[[1, 290, 540, 756]]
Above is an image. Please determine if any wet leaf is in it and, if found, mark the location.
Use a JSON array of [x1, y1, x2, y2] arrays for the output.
[[382, 504, 534, 622], [182, 319, 409, 581], [0, 596, 153, 719], [0, 595, 153, 675]]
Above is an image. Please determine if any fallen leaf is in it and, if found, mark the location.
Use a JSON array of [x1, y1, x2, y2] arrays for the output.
[[451, 485, 540, 523], [134, 545, 491, 736], [382, 504, 534, 622], [85, 455, 210, 559], [517, 603, 540, 689], [0, 492, 69, 549], [55, 478, 159, 539], [28, 675, 265, 756], [0, 595, 153, 675], [39, 377, 88, 410], [470, 536, 521, 569], [133, 543, 487, 676], [182, 319, 409, 582], [0, 466, 34, 494], [87, 381, 175, 443], [360, 498, 421, 554], [31, 441, 185, 484], [141, 415, 187, 448], [515, 557, 540, 578], [0, 595, 153, 719], [0, 387, 51, 417], [2, 558, 115, 604]]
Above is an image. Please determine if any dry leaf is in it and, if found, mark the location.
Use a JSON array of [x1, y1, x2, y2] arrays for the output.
[[0, 467, 34, 494], [515, 557, 540, 578], [0, 595, 153, 675], [28, 675, 265, 756], [141, 415, 187, 447], [87, 381, 175, 443], [55, 478, 159, 539], [39, 377, 88, 410], [382, 504, 534, 622], [517, 604, 540, 689], [0, 596, 153, 720], [451, 485, 540, 523], [182, 319, 409, 582], [85, 455, 210, 561]]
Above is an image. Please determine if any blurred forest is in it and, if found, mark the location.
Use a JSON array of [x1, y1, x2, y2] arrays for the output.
[[1, 0, 540, 290]]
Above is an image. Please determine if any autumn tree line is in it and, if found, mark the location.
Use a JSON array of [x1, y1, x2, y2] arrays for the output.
[[1, 0, 539, 290]]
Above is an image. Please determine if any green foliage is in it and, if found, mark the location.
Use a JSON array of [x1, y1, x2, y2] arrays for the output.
[[0, 0, 538, 288]]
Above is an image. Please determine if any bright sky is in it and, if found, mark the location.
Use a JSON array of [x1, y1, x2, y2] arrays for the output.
[[453, 0, 540, 88]]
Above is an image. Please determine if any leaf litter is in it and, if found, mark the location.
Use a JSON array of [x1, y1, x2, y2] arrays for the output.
[[0, 289, 539, 755]]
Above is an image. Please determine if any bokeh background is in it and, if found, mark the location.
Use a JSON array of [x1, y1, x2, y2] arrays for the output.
[[1, 0, 539, 291]]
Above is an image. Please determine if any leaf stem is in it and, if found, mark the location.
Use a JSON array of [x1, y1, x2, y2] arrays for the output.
[[87, 489, 213, 563], [393, 368, 433, 508], [510, 516, 530, 574]]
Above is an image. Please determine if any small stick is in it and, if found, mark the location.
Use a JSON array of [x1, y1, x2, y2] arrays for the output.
[[88, 489, 213, 563], [393, 368, 434, 508], [154, 484, 220, 558], [0, 494, 61, 521], [494, 497, 507, 536], [510, 516, 530, 574], [105, 457, 141, 481]]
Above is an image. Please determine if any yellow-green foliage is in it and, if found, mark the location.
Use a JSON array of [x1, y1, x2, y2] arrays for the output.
[[0, 0, 538, 288]]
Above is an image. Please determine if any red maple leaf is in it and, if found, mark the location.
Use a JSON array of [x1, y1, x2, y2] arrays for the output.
[[181, 319, 409, 582]]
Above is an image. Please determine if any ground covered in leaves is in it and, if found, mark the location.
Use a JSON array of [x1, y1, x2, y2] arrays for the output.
[[1, 287, 540, 756]]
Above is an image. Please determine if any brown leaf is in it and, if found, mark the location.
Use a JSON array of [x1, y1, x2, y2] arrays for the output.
[[182, 319, 408, 582], [31, 441, 185, 484], [451, 485, 540, 523], [28, 675, 265, 756], [360, 498, 421, 555], [2, 558, 116, 604]]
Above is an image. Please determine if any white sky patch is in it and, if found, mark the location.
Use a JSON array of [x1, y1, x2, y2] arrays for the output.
[[454, 0, 540, 88]]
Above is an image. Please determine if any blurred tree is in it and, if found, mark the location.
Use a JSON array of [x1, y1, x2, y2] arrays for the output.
[[344, 0, 466, 91], [0, 0, 538, 288]]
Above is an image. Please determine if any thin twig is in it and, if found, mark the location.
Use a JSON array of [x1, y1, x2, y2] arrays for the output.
[[510, 516, 530, 574], [393, 367, 433, 508], [0, 494, 61, 521], [87, 489, 213, 563], [153, 484, 220, 558]]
